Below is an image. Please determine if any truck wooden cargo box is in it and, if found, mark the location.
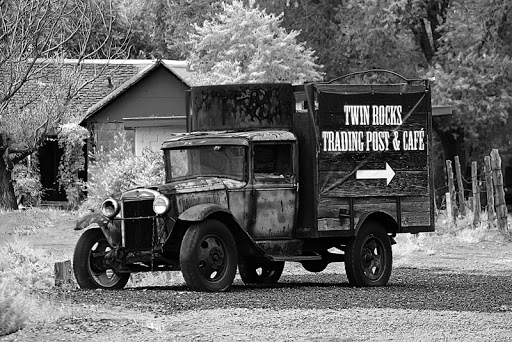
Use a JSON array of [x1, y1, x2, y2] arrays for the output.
[[188, 73, 434, 239]]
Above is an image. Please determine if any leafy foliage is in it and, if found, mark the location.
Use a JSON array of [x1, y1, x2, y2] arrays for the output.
[[254, 0, 344, 79], [12, 163, 43, 207], [0, 237, 54, 336], [427, 53, 512, 161], [79, 133, 164, 214], [334, 0, 427, 76], [119, 0, 221, 59], [0, 0, 128, 209], [188, 0, 323, 84], [0, 281, 34, 337], [57, 123, 89, 209]]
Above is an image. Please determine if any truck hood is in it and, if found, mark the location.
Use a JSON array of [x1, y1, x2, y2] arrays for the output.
[[151, 177, 245, 195]]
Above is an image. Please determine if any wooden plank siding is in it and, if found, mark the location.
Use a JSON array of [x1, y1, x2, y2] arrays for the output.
[[314, 83, 434, 234]]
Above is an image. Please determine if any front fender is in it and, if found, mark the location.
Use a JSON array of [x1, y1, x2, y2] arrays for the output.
[[175, 203, 266, 258], [74, 212, 121, 248], [178, 203, 231, 222]]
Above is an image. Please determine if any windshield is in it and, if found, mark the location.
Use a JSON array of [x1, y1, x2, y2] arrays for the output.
[[165, 145, 246, 182]]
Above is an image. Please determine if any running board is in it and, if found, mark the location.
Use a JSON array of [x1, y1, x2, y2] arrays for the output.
[[268, 255, 323, 262]]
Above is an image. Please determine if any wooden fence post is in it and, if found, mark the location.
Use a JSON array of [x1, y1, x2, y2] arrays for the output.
[[454, 156, 465, 216], [490, 149, 509, 233], [446, 160, 457, 222], [484, 156, 495, 224], [446, 192, 452, 223], [471, 161, 480, 227]]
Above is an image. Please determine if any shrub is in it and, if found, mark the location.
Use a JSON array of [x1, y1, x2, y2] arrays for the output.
[[12, 163, 43, 207], [57, 123, 89, 209], [0, 239, 54, 336], [79, 133, 164, 215], [0, 239, 54, 289], [0, 280, 37, 337]]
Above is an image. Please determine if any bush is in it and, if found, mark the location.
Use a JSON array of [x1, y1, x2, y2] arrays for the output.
[[57, 123, 89, 209], [12, 164, 43, 207], [0, 280, 37, 337], [0, 239, 54, 289], [79, 133, 164, 214], [0, 239, 54, 336]]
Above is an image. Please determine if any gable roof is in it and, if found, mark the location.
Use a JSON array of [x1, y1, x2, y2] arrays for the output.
[[81, 60, 194, 123], [66, 59, 149, 116]]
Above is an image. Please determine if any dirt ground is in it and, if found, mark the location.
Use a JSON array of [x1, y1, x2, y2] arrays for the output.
[[1, 209, 512, 341]]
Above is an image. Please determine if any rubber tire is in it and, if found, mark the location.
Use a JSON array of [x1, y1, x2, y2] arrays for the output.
[[301, 260, 328, 273], [344, 221, 392, 287], [239, 260, 285, 284], [180, 219, 238, 292], [73, 228, 130, 290]]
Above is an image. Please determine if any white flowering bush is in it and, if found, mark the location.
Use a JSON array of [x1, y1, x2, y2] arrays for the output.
[[79, 133, 164, 215]]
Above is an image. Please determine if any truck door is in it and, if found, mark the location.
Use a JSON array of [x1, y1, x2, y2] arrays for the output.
[[250, 142, 297, 239]]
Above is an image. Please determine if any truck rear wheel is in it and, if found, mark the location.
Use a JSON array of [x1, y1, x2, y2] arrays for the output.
[[73, 228, 130, 290], [344, 220, 392, 287], [180, 219, 238, 292], [239, 260, 285, 284]]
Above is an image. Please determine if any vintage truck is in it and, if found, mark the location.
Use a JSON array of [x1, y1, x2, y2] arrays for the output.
[[73, 70, 435, 292]]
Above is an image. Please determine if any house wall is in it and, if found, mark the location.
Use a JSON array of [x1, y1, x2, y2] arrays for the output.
[[88, 67, 188, 123], [134, 125, 187, 155], [85, 66, 189, 154]]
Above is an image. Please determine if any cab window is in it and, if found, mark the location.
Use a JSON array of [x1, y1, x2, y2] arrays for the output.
[[253, 143, 293, 181]]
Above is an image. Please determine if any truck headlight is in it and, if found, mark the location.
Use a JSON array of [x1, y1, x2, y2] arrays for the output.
[[101, 198, 120, 219], [153, 195, 170, 215]]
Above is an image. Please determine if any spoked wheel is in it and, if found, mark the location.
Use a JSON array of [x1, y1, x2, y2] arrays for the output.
[[73, 228, 130, 289], [344, 220, 392, 287], [239, 260, 285, 284], [180, 219, 238, 292]]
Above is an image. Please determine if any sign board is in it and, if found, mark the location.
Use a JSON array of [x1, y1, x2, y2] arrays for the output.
[[315, 84, 432, 198]]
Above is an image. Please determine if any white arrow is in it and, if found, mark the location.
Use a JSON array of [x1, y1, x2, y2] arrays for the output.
[[356, 162, 395, 186]]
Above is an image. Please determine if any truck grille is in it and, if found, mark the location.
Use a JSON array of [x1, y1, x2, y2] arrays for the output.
[[122, 199, 155, 251]]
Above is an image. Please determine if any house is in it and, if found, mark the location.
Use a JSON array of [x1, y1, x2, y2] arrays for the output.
[[80, 59, 193, 156], [37, 59, 194, 202]]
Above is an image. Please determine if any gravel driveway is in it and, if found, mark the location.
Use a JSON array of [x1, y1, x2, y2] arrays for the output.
[[3, 234, 512, 342]]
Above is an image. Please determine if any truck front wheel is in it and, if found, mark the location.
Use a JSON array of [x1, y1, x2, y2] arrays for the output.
[[73, 228, 130, 289], [344, 221, 392, 287], [180, 219, 238, 292], [239, 260, 285, 284]]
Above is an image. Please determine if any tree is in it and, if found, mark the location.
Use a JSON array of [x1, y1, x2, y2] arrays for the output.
[[118, 0, 222, 59], [254, 0, 345, 79], [424, 0, 512, 170], [0, 0, 126, 210], [187, 0, 323, 84], [323, 0, 512, 174]]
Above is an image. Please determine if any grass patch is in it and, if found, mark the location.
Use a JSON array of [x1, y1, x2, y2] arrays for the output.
[[0, 239, 56, 337], [0, 279, 40, 337], [0, 208, 74, 337]]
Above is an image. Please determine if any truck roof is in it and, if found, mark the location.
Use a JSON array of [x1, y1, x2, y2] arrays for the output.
[[161, 130, 296, 149]]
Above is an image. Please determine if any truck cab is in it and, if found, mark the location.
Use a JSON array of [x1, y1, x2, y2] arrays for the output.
[[73, 70, 435, 292]]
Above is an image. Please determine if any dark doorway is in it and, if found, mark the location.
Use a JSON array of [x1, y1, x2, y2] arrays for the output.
[[38, 137, 67, 201]]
